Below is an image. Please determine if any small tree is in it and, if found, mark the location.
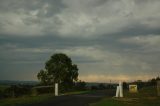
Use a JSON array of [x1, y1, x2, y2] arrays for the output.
[[75, 80, 86, 90], [37, 53, 78, 90], [98, 83, 106, 90], [37, 69, 52, 85]]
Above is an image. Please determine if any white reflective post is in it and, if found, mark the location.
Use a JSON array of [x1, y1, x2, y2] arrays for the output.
[[119, 82, 123, 97], [115, 81, 123, 98], [116, 86, 120, 97], [55, 83, 58, 96]]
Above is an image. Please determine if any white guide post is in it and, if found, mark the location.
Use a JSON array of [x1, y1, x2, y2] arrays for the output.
[[115, 81, 123, 98], [116, 86, 120, 97], [55, 83, 58, 96], [119, 82, 123, 97]]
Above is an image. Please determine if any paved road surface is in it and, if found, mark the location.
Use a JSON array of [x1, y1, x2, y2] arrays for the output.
[[26, 90, 115, 106]]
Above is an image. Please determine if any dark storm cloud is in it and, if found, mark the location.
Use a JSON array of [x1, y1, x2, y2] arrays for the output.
[[0, 0, 65, 13], [0, 0, 160, 81]]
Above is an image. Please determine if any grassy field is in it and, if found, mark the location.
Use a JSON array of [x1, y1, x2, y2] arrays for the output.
[[1, 86, 159, 106], [0, 94, 54, 106], [90, 86, 160, 106], [0, 84, 53, 106], [0, 85, 10, 91], [0, 90, 91, 106]]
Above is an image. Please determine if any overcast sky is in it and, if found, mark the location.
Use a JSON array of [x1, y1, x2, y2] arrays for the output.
[[0, 0, 160, 82]]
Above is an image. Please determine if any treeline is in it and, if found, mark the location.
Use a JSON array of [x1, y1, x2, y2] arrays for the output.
[[123, 76, 160, 90], [0, 80, 87, 99], [88, 83, 116, 90], [1, 76, 159, 99], [0, 85, 33, 98]]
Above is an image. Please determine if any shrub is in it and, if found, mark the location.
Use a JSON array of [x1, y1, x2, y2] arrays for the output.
[[3, 85, 32, 98], [31, 86, 54, 95], [98, 83, 106, 90], [75, 81, 86, 91], [0, 90, 4, 99]]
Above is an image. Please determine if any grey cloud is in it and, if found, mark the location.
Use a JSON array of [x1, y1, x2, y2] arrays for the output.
[[0, 0, 64, 14], [0, 0, 160, 37], [0, 0, 160, 81], [0, 0, 65, 36]]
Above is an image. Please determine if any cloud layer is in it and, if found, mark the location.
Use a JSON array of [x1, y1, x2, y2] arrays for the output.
[[0, 0, 160, 82], [1, 0, 160, 37]]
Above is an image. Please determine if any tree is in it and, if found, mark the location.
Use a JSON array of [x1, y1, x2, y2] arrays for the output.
[[98, 83, 106, 90], [123, 82, 128, 90], [75, 80, 86, 90], [37, 53, 79, 89], [37, 69, 52, 85]]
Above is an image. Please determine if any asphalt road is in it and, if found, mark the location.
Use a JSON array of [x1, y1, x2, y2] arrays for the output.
[[27, 90, 115, 106]]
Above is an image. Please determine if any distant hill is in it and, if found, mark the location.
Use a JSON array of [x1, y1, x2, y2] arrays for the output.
[[0, 80, 39, 85], [0, 80, 117, 86], [86, 82, 116, 87]]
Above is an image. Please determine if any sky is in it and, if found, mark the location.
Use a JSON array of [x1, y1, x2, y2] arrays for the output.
[[0, 0, 160, 82]]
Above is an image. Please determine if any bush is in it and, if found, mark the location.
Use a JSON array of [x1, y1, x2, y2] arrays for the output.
[[98, 83, 106, 90], [75, 81, 86, 91], [3, 85, 32, 98], [31, 86, 54, 95], [91, 86, 99, 90], [0, 90, 4, 99]]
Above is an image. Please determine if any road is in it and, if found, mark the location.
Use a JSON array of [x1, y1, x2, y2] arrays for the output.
[[26, 90, 115, 106]]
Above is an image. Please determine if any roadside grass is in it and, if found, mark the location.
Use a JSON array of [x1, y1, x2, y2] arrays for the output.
[[0, 90, 90, 106], [0, 85, 10, 91], [90, 86, 160, 106], [91, 98, 124, 106], [0, 94, 54, 106]]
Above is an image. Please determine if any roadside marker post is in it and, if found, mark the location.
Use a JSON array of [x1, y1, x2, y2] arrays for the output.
[[115, 81, 123, 98], [55, 83, 58, 96], [119, 82, 123, 97], [116, 86, 120, 97]]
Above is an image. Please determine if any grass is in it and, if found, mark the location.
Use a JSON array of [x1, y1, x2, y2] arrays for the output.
[[0, 90, 90, 106], [91, 98, 124, 106], [0, 94, 54, 106], [90, 86, 160, 106], [0, 85, 10, 91], [0, 84, 54, 106]]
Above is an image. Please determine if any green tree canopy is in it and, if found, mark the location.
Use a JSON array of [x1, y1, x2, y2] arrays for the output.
[[37, 53, 78, 86]]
